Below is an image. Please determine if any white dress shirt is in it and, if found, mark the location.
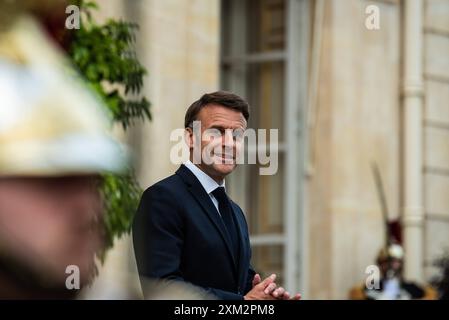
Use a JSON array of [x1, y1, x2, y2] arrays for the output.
[[184, 160, 225, 216]]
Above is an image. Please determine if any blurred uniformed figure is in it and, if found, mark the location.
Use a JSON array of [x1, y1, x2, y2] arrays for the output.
[[0, 12, 126, 298], [349, 165, 437, 300], [349, 243, 437, 300]]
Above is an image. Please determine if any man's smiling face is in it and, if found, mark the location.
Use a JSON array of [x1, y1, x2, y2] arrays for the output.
[[188, 104, 247, 183]]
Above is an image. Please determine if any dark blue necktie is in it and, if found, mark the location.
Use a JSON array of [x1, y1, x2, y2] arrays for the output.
[[212, 187, 239, 260]]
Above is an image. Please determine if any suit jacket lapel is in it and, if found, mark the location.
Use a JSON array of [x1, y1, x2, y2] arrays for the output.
[[231, 201, 249, 290], [176, 165, 238, 271]]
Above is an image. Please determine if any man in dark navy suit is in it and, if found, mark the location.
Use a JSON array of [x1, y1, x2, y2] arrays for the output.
[[133, 91, 301, 300]]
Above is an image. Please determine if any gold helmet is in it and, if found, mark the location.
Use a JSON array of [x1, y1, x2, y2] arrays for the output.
[[0, 16, 127, 176], [377, 243, 405, 264]]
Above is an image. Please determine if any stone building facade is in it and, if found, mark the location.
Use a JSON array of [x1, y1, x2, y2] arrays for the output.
[[85, 0, 449, 300]]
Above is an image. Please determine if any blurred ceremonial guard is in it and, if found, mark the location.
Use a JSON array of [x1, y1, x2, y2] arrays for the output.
[[0, 4, 126, 298]]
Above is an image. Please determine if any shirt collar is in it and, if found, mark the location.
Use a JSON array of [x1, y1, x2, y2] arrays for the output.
[[184, 160, 225, 195]]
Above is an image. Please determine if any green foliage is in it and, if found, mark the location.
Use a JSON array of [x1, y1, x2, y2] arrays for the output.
[[100, 172, 143, 252], [68, 1, 150, 254], [70, 0, 151, 130]]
